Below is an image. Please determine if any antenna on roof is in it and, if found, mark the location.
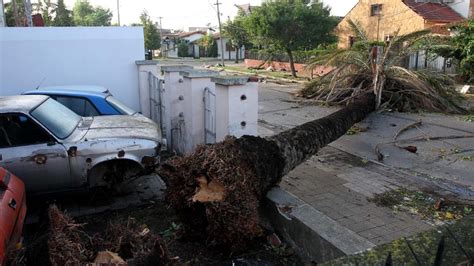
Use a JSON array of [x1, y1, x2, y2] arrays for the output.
[[35, 77, 46, 90]]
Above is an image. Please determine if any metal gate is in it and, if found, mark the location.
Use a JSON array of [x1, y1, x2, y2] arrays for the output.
[[203, 87, 216, 144], [148, 72, 166, 141]]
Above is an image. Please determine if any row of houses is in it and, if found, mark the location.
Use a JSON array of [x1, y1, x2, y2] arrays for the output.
[[156, 0, 472, 67], [156, 4, 256, 60], [158, 29, 245, 60]]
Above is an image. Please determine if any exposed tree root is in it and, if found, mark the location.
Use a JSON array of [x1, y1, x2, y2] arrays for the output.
[[160, 136, 283, 251], [11, 206, 171, 266], [159, 95, 375, 251], [48, 205, 97, 265]]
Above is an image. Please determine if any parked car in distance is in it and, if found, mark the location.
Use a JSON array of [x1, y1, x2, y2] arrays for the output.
[[0, 95, 162, 195], [0, 168, 27, 265], [23, 85, 138, 117]]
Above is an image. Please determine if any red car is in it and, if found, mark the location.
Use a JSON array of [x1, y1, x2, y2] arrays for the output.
[[0, 168, 27, 265]]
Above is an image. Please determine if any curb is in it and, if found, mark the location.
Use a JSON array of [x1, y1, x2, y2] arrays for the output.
[[264, 188, 375, 263]]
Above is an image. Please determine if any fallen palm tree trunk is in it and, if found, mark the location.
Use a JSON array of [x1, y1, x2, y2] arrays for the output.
[[160, 93, 376, 251]]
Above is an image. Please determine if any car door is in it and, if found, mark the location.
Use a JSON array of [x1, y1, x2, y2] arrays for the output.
[[0, 114, 71, 193]]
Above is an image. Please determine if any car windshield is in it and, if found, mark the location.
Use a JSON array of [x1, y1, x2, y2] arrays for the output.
[[105, 96, 137, 115], [31, 98, 81, 139]]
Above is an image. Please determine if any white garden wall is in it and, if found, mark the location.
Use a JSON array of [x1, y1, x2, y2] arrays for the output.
[[0, 27, 145, 110]]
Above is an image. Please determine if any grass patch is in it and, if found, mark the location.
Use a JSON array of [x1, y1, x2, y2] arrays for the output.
[[345, 124, 368, 135], [463, 115, 474, 122], [368, 188, 472, 221], [216, 66, 308, 81], [324, 215, 474, 265]]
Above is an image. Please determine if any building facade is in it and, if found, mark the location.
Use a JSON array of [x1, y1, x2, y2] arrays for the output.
[[337, 0, 468, 49]]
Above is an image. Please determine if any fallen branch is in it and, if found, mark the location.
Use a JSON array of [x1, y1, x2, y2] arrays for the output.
[[376, 120, 422, 161], [375, 134, 474, 162], [393, 120, 422, 141]]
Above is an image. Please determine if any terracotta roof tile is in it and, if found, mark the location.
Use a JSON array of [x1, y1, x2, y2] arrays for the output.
[[403, 0, 465, 23], [177, 31, 206, 38]]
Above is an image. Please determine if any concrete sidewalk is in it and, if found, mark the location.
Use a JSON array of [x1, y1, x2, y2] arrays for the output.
[[258, 83, 474, 262]]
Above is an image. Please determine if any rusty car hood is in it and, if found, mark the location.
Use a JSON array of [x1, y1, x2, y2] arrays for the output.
[[83, 115, 160, 142]]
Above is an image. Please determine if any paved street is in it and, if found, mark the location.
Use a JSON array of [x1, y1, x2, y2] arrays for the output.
[[258, 82, 474, 249]]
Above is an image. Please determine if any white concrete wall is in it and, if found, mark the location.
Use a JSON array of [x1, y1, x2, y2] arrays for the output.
[[182, 74, 217, 152], [0, 27, 145, 110], [215, 81, 258, 142], [163, 41, 178, 58], [216, 38, 245, 60], [215, 84, 229, 142], [227, 82, 258, 137]]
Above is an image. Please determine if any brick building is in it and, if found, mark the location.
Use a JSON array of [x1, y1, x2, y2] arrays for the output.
[[337, 0, 470, 49]]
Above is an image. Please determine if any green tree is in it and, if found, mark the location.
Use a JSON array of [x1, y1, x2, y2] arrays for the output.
[[223, 15, 249, 63], [428, 20, 474, 83], [53, 0, 74, 26], [73, 0, 112, 26], [5, 0, 25, 26], [451, 20, 473, 82], [198, 34, 217, 57], [138, 10, 161, 51], [177, 40, 189, 57], [244, 0, 338, 77], [208, 38, 218, 57]]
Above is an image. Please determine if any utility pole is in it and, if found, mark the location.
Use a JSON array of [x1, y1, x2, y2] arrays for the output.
[[215, 0, 225, 66], [0, 0, 5, 27], [24, 0, 33, 27], [116, 0, 120, 26]]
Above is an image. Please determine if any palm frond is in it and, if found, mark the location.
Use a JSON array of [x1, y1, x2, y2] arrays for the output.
[[301, 21, 467, 114], [391, 29, 431, 48], [347, 19, 368, 42]]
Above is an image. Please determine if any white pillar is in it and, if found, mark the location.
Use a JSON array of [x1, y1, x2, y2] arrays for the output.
[[181, 70, 219, 152], [135, 60, 159, 118], [212, 76, 258, 142], [161, 65, 193, 152]]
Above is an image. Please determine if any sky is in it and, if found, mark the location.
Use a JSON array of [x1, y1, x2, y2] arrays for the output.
[[13, 0, 359, 30]]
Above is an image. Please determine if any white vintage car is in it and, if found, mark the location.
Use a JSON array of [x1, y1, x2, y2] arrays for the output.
[[0, 95, 162, 194]]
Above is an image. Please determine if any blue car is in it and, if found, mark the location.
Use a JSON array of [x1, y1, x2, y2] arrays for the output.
[[23, 85, 138, 117]]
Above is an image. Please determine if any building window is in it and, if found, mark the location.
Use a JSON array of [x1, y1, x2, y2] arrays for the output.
[[349, 36, 356, 47], [371, 4, 382, 16]]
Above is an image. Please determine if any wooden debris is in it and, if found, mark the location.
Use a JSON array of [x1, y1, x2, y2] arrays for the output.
[[94, 251, 126, 265]]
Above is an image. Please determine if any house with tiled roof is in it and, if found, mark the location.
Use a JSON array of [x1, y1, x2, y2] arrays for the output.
[[211, 32, 246, 61], [236, 4, 258, 15], [337, 0, 470, 49]]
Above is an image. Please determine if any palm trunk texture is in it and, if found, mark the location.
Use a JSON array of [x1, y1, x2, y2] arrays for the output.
[[159, 94, 375, 251]]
